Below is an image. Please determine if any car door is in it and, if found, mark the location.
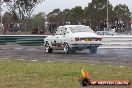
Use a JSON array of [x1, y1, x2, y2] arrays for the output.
[[51, 27, 64, 48], [61, 27, 67, 42], [56, 27, 67, 48]]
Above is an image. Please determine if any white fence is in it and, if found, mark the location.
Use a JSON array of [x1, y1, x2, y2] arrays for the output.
[[100, 35, 132, 48]]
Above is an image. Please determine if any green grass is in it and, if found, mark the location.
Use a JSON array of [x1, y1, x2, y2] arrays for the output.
[[0, 59, 131, 88]]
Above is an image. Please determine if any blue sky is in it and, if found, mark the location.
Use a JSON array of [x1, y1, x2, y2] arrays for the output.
[[2, 0, 132, 15]]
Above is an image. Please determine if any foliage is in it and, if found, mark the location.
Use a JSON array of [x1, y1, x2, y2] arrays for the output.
[[70, 6, 84, 24], [5, 0, 44, 20], [47, 0, 131, 29], [32, 12, 45, 30], [3, 0, 131, 32], [114, 4, 131, 22], [2, 12, 12, 24], [47, 8, 62, 22], [62, 9, 71, 22]]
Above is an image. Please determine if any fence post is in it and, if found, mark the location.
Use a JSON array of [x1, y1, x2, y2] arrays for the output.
[[24, 21, 26, 33]]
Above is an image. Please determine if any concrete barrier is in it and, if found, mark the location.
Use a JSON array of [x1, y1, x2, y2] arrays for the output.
[[0, 35, 48, 45], [0, 35, 132, 48], [99, 35, 132, 48]]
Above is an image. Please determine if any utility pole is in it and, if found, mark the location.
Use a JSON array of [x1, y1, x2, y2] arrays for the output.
[[130, 18, 132, 35], [0, 0, 2, 32], [106, 0, 109, 29]]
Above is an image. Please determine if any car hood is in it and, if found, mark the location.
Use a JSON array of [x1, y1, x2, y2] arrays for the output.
[[68, 32, 99, 38]]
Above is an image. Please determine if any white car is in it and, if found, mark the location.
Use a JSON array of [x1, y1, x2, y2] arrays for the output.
[[44, 25, 102, 54], [96, 31, 117, 36]]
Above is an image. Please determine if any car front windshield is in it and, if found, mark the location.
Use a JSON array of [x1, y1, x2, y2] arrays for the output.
[[70, 26, 94, 33]]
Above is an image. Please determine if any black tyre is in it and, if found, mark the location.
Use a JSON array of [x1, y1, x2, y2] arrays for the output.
[[45, 46, 53, 53], [48, 47, 53, 53], [63, 43, 70, 54], [89, 46, 97, 54], [70, 47, 77, 53]]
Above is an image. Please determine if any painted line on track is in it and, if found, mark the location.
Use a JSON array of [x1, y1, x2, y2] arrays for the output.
[[30, 60, 38, 62], [2, 58, 9, 60], [16, 59, 24, 61], [26, 48, 37, 50], [46, 61, 54, 63], [14, 48, 23, 50]]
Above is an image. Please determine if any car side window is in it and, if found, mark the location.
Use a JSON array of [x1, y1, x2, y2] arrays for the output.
[[105, 32, 110, 35], [97, 32, 104, 35], [61, 28, 67, 35], [104, 32, 107, 35], [60, 28, 64, 35], [55, 28, 62, 35], [54, 29, 58, 35]]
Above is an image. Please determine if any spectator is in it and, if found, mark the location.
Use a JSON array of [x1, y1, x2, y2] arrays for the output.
[[4, 24, 8, 34], [113, 19, 118, 29], [32, 28, 38, 34], [45, 21, 49, 31], [94, 26, 99, 32], [0, 23, 4, 32], [100, 20, 104, 31], [67, 21, 70, 25], [77, 21, 81, 25], [103, 20, 107, 31], [16, 22, 20, 32], [40, 26, 45, 34], [118, 18, 123, 24], [118, 18, 124, 32], [10, 23, 14, 32], [99, 19, 107, 31]]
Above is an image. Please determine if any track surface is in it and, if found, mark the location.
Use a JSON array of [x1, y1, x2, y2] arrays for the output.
[[0, 45, 132, 66]]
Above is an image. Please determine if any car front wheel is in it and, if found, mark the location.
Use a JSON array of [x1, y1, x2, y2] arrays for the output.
[[45, 46, 53, 53], [89, 46, 97, 54], [44, 42, 53, 53]]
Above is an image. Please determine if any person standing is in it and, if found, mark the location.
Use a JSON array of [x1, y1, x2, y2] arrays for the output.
[[4, 24, 8, 34], [129, 18, 132, 35], [16, 22, 20, 32]]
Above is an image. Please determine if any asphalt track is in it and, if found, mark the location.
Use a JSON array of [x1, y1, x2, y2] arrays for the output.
[[0, 45, 132, 66]]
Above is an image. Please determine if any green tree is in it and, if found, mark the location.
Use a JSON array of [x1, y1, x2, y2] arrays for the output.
[[114, 4, 131, 21], [2, 12, 12, 24], [32, 12, 45, 31], [70, 6, 84, 24], [84, 0, 113, 27], [47, 8, 62, 22], [61, 9, 71, 22], [5, 0, 44, 20]]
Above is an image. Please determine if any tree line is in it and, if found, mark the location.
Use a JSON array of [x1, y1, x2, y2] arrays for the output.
[[2, 0, 132, 33], [47, 0, 131, 30]]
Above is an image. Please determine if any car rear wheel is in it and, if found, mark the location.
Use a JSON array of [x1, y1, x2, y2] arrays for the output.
[[70, 47, 77, 53], [63, 43, 70, 54], [89, 46, 97, 54]]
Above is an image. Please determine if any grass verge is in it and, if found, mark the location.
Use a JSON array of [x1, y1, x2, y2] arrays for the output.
[[0, 59, 131, 88]]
